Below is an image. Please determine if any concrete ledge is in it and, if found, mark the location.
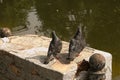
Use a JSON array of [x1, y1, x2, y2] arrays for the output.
[[0, 35, 112, 80]]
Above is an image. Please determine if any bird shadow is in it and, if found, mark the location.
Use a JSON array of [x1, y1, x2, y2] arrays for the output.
[[25, 53, 71, 64], [25, 55, 46, 64], [57, 53, 70, 64]]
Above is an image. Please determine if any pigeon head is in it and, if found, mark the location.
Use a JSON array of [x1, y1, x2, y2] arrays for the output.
[[51, 31, 59, 40], [74, 27, 82, 39]]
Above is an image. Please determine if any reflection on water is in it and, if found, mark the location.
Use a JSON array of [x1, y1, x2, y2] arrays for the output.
[[0, 0, 120, 79], [13, 7, 43, 35]]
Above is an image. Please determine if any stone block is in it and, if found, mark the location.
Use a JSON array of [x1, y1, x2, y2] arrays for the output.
[[0, 35, 112, 80]]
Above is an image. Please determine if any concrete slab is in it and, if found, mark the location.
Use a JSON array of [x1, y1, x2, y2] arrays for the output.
[[0, 35, 112, 80]]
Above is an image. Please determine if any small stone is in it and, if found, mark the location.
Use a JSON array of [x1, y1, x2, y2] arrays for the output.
[[0, 27, 12, 38]]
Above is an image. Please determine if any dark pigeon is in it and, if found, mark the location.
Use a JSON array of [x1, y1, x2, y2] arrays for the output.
[[44, 31, 62, 64], [67, 26, 86, 61]]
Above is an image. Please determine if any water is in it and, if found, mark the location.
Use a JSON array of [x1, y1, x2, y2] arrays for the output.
[[0, 0, 120, 79]]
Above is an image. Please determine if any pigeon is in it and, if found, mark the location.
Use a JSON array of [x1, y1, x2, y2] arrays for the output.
[[44, 31, 62, 64], [0, 27, 12, 38], [67, 26, 86, 60]]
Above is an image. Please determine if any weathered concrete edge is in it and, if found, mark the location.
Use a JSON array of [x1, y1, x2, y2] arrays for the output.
[[0, 47, 112, 80], [0, 50, 64, 80]]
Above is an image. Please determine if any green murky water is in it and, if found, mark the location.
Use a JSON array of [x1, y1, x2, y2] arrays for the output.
[[0, 0, 120, 79]]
